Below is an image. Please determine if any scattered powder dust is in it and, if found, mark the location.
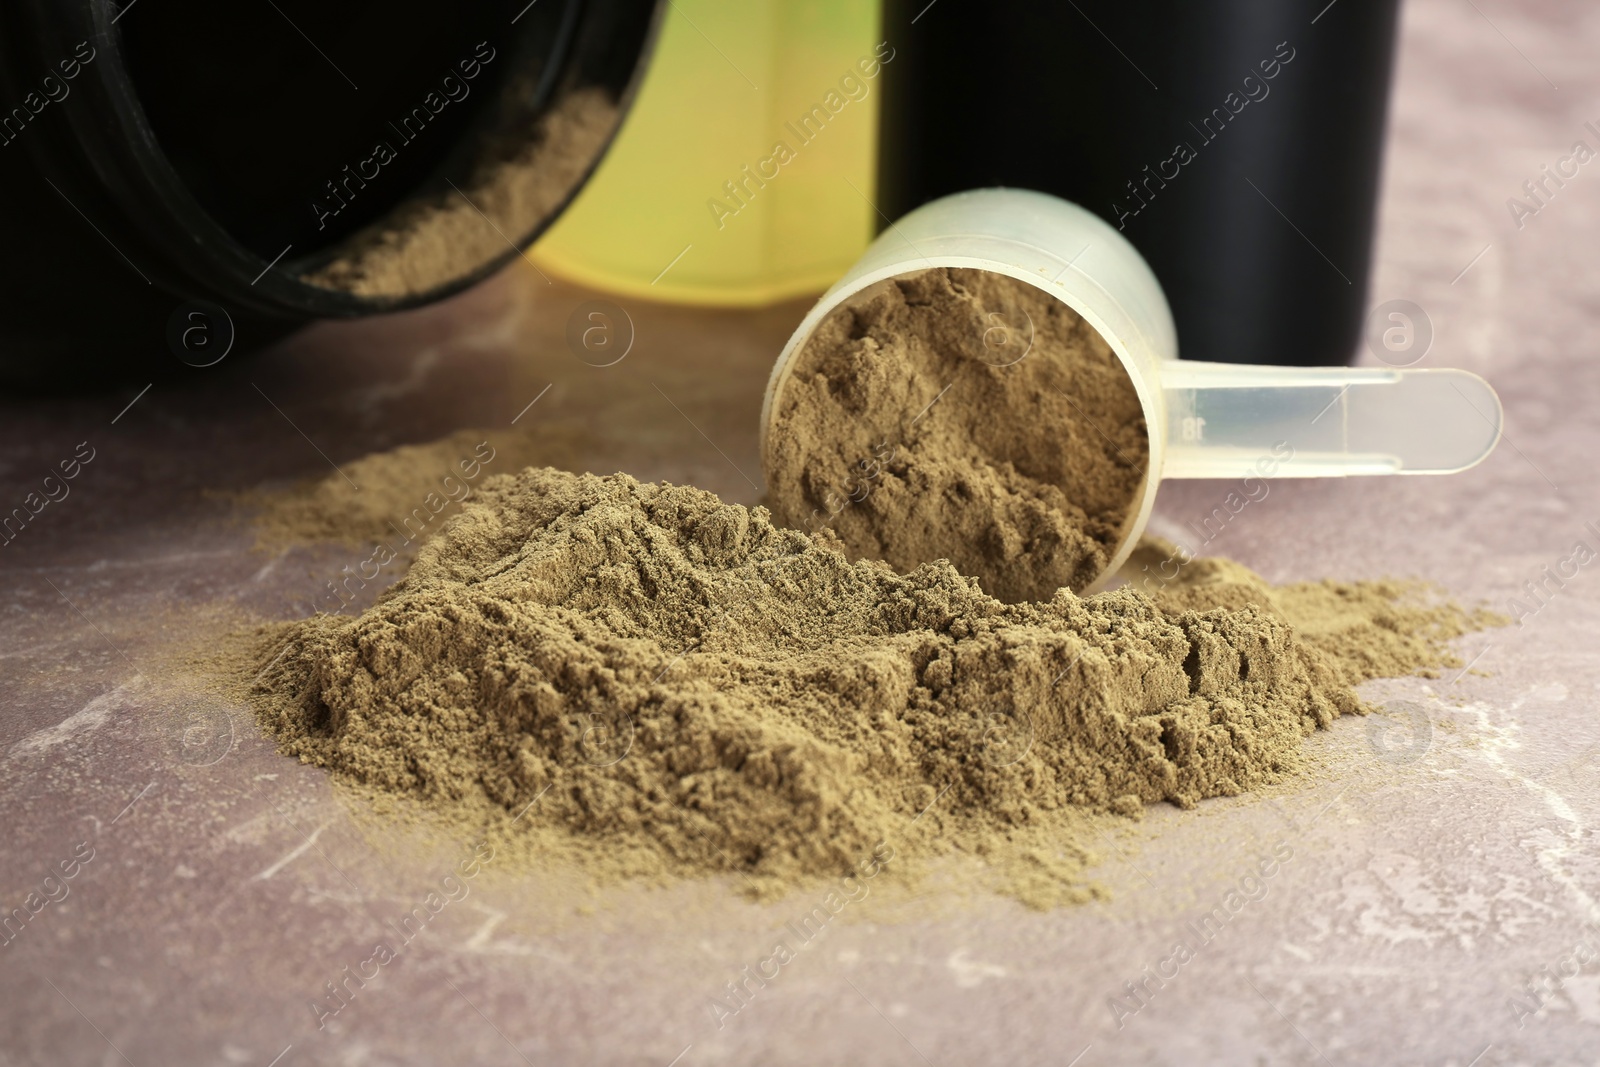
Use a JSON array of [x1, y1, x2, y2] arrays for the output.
[[1122, 539, 1509, 685], [763, 267, 1149, 602], [302, 89, 618, 299], [244, 423, 593, 551], [247, 467, 1502, 908]]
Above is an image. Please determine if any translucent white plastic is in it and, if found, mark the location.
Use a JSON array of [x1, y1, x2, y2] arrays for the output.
[[761, 188, 1503, 590]]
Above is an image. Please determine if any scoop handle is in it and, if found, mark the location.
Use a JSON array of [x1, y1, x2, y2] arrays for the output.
[[1159, 362, 1502, 479]]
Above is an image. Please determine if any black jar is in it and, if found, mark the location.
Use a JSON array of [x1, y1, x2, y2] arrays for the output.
[[0, 0, 660, 384], [877, 0, 1400, 367]]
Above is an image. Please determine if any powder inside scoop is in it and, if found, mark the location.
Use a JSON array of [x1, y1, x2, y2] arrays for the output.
[[763, 266, 1148, 602]]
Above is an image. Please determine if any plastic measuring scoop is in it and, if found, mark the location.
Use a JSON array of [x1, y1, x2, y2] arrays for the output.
[[760, 188, 1503, 592]]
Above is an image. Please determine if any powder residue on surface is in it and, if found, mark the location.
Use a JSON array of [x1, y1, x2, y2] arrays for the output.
[[763, 267, 1148, 603], [251, 468, 1498, 908], [245, 424, 592, 551], [1121, 538, 1510, 684]]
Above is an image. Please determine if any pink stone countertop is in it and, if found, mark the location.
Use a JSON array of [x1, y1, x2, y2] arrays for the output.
[[3, 1, 1599, 1064]]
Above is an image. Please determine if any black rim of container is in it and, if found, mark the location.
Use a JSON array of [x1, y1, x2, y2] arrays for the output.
[[4, 0, 663, 321]]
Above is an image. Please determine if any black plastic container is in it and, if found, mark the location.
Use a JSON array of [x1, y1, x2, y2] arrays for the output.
[[878, 0, 1400, 366], [0, 0, 661, 384]]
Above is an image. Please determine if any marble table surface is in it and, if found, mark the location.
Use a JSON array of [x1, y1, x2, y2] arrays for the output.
[[3, 0, 1599, 1063]]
